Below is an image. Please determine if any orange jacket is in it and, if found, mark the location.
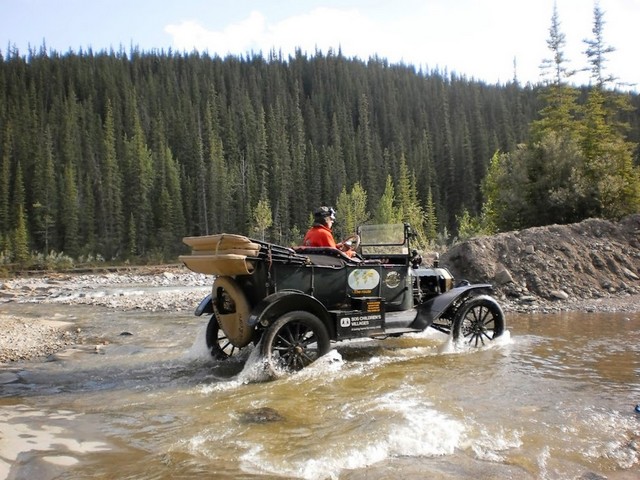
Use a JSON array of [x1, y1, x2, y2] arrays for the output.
[[302, 224, 356, 258], [302, 224, 337, 248]]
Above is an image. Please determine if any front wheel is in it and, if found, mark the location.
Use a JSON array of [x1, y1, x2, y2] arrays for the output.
[[261, 311, 330, 375], [452, 295, 505, 347]]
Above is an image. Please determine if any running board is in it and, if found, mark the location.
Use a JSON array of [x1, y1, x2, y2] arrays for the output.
[[382, 310, 420, 332], [370, 327, 422, 337]]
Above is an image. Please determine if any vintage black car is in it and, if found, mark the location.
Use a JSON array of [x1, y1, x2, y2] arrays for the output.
[[180, 223, 505, 376]]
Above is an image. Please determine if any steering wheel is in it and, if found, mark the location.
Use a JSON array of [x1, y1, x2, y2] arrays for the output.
[[340, 234, 361, 252]]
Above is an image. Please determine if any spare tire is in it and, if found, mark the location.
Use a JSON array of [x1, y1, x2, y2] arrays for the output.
[[212, 276, 253, 348]]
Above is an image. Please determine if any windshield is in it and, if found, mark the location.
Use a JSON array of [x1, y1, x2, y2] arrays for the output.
[[359, 224, 408, 256]]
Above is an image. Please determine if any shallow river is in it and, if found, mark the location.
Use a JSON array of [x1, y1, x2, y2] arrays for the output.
[[1, 303, 639, 480]]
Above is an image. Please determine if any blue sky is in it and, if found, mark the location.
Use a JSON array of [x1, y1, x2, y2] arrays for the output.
[[1, 0, 638, 90]]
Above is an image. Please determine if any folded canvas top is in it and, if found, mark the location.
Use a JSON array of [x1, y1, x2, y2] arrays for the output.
[[180, 233, 261, 275], [180, 233, 312, 276], [179, 253, 255, 276]]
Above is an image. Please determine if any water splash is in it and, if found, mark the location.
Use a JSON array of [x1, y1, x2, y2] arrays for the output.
[[183, 323, 212, 361], [438, 329, 512, 354], [239, 390, 466, 479], [466, 426, 523, 462]]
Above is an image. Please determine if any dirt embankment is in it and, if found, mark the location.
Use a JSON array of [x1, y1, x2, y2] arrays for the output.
[[441, 214, 640, 313]]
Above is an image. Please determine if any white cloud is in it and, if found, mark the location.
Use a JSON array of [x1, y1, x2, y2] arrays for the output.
[[163, 5, 543, 83], [267, 7, 371, 54], [165, 10, 266, 54], [164, 2, 638, 89], [165, 8, 380, 58]]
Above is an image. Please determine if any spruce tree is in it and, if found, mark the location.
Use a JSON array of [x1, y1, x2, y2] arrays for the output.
[[575, 3, 640, 218], [8, 160, 29, 262], [267, 100, 293, 243], [12, 205, 29, 264], [423, 187, 438, 243], [533, 2, 579, 139], [60, 161, 79, 257], [123, 101, 153, 254], [32, 127, 57, 253], [289, 92, 308, 228], [583, 2, 616, 89], [100, 100, 123, 259], [356, 94, 377, 202], [203, 96, 228, 234], [395, 156, 424, 237], [0, 121, 12, 247], [163, 144, 185, 251]]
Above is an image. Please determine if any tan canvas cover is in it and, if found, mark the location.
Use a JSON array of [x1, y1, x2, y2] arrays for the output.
[[180, 233, 260, 276], [182, 234, 260, 254], [179, 254, 255, 276]]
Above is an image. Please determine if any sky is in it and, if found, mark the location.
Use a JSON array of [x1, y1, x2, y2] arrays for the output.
[[1, 0, 638, 90]]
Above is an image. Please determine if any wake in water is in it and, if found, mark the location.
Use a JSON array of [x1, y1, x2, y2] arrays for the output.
[[191, 322, 514, 393]]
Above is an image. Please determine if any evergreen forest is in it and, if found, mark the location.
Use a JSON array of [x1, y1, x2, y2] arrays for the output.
[[1, 15, 639, 268]]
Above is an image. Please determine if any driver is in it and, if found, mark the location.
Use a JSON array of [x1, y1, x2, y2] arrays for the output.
[[302, 206, 356, 258]]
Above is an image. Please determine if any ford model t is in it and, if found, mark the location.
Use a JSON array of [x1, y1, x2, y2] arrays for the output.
[[180, 223, 505, 376]]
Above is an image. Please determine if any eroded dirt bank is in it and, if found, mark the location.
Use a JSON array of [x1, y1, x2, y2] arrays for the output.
[[441, 214, 640, 313]]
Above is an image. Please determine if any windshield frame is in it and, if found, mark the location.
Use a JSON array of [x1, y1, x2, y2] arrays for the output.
[[357, 224, 410, 256]]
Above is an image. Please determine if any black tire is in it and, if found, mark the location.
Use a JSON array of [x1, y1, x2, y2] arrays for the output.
[[205, 315, 243, 360], [452, 295, 505, 347], [260, 311, 330, 374]]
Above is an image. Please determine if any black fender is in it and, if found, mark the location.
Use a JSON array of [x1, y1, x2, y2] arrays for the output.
[[247, 290, 335, 340], [410, 284, 493, 330], [194, 294, 213, 316]]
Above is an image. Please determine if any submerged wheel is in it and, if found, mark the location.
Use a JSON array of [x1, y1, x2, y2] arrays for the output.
[[205, 315, 244, 360], [452, 295, 505, 347], [261, 311, 330, 374]]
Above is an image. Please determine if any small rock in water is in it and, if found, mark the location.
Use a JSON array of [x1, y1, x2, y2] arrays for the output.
[[579, 473, 607, 480], [119, 331, 133, 336], [238, 407, 284, 424]]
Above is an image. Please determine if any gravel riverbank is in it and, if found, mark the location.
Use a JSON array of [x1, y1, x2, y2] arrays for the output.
[[0, 266, 210, 363]]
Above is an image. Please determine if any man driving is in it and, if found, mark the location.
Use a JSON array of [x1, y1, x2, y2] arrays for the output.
[[302, 206, 356, 257]]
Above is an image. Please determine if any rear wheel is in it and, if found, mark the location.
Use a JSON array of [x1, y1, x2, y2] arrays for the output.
[[206, 315, 244, 359], [452, 295, 505, 347], [261, 311, 330, 374]]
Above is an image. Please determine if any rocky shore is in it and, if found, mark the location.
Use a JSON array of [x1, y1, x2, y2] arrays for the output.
[[0, 267, 210, 363], [2, 214, 639, 364]]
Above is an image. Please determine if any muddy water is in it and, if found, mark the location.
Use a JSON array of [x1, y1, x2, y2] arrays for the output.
[[1, 304, 639, 480]]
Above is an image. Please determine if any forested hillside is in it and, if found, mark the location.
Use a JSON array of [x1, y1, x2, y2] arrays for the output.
[[1, 47, 638, 265]]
